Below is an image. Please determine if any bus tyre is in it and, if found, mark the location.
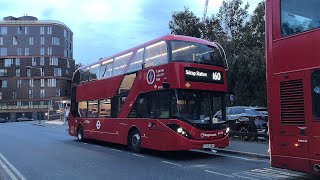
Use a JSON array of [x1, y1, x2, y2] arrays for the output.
[[77, 125, 84, 142], [129, 129, 142, 153]]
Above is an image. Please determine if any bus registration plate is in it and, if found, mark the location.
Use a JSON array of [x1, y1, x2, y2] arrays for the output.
[[202, 144, 215, 149]]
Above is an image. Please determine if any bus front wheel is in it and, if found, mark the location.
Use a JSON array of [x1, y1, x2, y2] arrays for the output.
[[77, 125, 84, 142], [128, 129, 142, 153]]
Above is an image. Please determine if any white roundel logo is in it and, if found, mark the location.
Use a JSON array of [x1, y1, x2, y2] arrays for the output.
[[96, 120, 101, 129], [146, 69, 156, 85]]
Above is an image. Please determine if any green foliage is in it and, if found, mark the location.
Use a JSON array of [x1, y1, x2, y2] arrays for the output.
[[169, 0, 266, 106]]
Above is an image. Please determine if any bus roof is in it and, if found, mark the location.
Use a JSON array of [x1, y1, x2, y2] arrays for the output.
[[79, 35, 218, 70]]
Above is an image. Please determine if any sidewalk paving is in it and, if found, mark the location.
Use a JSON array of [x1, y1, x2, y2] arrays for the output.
[[30, 120, 270, 159]]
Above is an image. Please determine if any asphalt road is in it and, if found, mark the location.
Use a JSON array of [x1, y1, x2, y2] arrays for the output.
[[0, 122, 316, 180]]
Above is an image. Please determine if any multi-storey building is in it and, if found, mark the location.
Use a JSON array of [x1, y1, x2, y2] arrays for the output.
[[0, 16, 75, 121]]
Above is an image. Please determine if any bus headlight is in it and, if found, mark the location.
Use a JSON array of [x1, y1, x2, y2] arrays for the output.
[[226, 127, 230, 134], [166, 124, 192, 139]]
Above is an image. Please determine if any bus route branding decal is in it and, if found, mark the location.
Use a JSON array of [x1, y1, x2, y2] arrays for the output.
[[146, 69, 156, 85]]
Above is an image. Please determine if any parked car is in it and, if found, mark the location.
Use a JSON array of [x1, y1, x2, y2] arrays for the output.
[[214, 106, 268, 140], [0, 118, 9, 123]]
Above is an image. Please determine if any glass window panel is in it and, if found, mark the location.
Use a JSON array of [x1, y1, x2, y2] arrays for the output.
[[281, 0, 320, 37], [87, 100, 98, 118], [99, 60, 113, 79], [127, 48, 144, 73], [145, 41, 168, 68], [78, 101, 88, 117], [99, 99, 111, 117], [113, 52, 132, 76]]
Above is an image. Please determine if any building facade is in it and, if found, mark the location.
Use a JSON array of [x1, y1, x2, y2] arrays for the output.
[[0, 16, 75, 121]]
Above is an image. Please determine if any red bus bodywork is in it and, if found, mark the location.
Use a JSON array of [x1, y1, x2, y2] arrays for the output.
[[266, 0, 320, 174], [69, 35, 229, 151]]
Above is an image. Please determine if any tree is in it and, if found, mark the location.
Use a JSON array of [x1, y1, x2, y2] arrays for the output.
[[169, 8, 203, 38]]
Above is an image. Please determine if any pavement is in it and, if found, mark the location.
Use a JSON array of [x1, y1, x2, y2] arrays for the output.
[[32, 119, 270, 159]]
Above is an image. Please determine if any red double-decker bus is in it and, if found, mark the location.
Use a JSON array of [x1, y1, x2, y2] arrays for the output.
[[68, 35, 229, 152], [266, 0, 320, 174]]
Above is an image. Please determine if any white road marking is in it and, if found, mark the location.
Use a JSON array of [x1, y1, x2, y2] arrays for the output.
[[204, 170, 234, 178], [93, 145, 101, 148], [108, 148, 122, 152], [0, 153, 26, 180], [132, 154, 146, 158], [0, 157, 18, 180], [191, 149, 266, 162], [83, 143, 88, 145], [233, 173, 257, 180], [161, 161, 182, 166]]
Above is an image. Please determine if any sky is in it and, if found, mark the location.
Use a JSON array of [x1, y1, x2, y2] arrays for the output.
[[0, 0, 260, 65]]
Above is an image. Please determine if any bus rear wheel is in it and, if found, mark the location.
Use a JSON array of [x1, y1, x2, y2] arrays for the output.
[[77, 125, 84, 142], [128, 129, 142, 153]]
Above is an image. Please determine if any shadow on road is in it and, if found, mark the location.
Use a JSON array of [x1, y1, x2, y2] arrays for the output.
[[67, 138, 220, 161]]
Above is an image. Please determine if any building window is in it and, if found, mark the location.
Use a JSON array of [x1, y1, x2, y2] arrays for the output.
[[52, 37, 60, 45], [54, 68, 62, 76], [25, 48, 29, 56], [0, 69, 7, 76], [48, 100, 53, 106], [64, 49, 67, 57], [16, 69, 20, 77], [47, 47, 52, 55], [40, 47, 45, 55], [40, 68, 44, 76], [50, 57, 58, 66], [0, 47, 7, 56], [40, 57, 44, 66], [47, 79, 56, 87], [1, 80, 7, 88], [0, 36, 3, 45], [40, 26, 45, 34], [40, 101, 45, 105], [17, 48, 22, 56], [17, 101, 22, 106], [40, 89, 45, 98], [26, 68, 31, 77], [0, 92, 2, 99], [17, 80, 21, 88], [66, 69, 69, 75], [29, 101, 33, 106], [18, 26, 22, 34], [15, 58, 20, 66], [5, 58, 13, 67], [13, 37, 17, 45], [67, 60, 70, 68], [12, 91, 16, 99], [29, 79, 34, 87], [64, 29, 67, 38], [0, 27, 7, 35], [32, 57, 36, 66], [47, 26, 52, 34], [29, 37, 34, 45], [40, 36, 45, 45], [56, 89, 60, 97], [40, 79, 45, 87], [25, 26, 28, 34], [29, 89, 33, 98]]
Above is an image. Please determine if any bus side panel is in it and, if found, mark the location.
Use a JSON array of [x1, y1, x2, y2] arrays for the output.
[[271, 155, 311, 174], [76, 75, 123, 102]]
